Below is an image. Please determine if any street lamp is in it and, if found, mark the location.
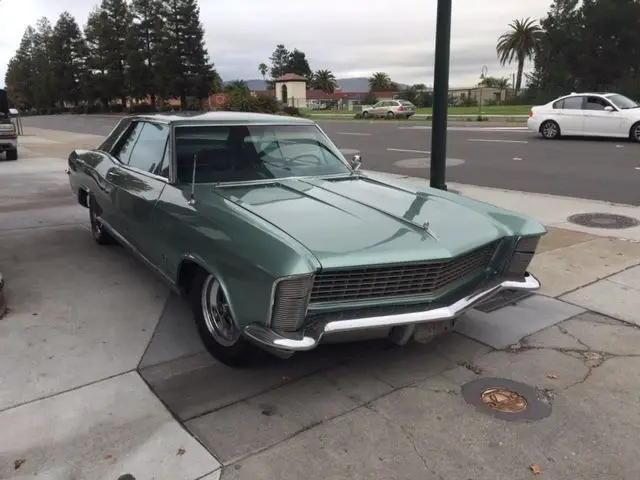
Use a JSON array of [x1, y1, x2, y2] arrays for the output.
[[478, 65, 488, 118]]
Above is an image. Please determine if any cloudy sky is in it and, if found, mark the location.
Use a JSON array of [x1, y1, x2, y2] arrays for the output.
[[0, 0, 552, 88]]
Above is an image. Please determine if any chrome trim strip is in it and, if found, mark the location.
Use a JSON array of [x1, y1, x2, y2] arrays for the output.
[[244, 272, 540, 351]]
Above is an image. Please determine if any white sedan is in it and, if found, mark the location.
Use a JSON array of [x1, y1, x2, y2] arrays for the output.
[[527, 92, 640, 141]]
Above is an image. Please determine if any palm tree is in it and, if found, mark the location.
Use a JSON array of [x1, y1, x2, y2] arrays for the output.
[[312, 69, 338, 93], [258, 63, 268, 81], [368, 72, 393, 91], [496, 17, 542, 94]]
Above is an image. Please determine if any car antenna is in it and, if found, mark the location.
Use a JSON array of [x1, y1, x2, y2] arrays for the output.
[[189, 153, 197, 205]]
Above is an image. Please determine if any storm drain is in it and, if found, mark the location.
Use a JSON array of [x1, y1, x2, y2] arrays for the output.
[[475, 290, 534, 313], [461, 377, 551, 422], [567, 213, 640, 229]]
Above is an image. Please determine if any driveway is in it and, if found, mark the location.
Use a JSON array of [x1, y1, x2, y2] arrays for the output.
[[1, 128, 640, 479]]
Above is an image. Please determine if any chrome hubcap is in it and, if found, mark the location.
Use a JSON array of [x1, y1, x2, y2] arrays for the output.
[[201, 275, 239, 346], [543, 122, 557, 138]]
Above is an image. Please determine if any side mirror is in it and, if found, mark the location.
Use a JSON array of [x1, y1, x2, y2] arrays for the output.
[[350, 154, 362, 171], [604, 106, 614, 112]]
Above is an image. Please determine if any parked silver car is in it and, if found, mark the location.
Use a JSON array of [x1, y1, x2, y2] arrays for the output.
[[362, 100, 417, 119]]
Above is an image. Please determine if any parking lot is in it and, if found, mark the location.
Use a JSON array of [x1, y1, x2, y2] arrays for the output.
[[2, 125, 640, 479]]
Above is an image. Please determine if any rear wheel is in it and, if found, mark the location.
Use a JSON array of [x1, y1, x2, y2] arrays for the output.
[[190, 269, 262, 367], [88, 195, 116, 245], [630, 122, 640, 142], [5, 149, 17, 161], [540, 120, 560, 139]]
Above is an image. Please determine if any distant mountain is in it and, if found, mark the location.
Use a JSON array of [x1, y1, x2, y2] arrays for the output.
[[223, 77, 409, 92]]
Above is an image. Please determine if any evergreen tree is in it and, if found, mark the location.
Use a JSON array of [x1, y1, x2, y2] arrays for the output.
[[4, 28, 37, 108], [286, 49, 312, 80], [84, 0, 131, 108], [50, 12, 87, 106], [127, 0, 166, 107], [160, 0, 216, 109], [268, 44, 290, 80], [31, 18, 56, 109]]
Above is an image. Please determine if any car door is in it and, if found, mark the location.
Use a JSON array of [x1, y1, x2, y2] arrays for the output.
[[112, 120, 171, 264], [582, 96, 626, 137], [102, 119, 145, 235], [555, 95, 585, 134], [372, 101, 386, 117]]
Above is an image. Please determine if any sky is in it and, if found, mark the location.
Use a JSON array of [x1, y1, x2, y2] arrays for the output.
[[0, 0, 552, 89]]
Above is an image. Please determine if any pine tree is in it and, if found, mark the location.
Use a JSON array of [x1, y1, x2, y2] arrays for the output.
[[31, 18, 55, 109], [84, 0, 131, 108], [50, 12, 88, 107], [160, 0, 216, 109], [4, 28, 37, 109], [127, 0, 166, 107]]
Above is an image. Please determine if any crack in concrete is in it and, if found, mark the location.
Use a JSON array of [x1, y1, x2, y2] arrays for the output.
[[364, 404, 445, 480], [557, 324, 592, 350]]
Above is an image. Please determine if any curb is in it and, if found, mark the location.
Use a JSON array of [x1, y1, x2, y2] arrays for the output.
[[0, 273, 5, 319]]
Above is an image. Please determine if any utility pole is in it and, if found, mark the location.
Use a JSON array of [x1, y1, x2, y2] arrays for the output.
[[429, 0, 452, 191]]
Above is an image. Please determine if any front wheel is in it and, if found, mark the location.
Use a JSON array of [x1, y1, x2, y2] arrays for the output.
[[362, 111, 369, 118], [630, 122, 640, 142], [190, 270, 262, 367], [386, 111, 395, 119], [540, 120, 561, 139]]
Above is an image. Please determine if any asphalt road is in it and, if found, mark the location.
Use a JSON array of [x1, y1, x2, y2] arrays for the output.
[[20, 114, 640, 205]]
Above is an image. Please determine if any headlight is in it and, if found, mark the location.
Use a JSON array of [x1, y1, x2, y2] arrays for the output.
[[504, 236, 540, 279], [269, 274, 314, 332]]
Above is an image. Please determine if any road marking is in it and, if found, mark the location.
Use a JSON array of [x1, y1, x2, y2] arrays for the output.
[[468, 138, 528, 144], [387, 148, 430, 154], [335, 132, 372, 136]]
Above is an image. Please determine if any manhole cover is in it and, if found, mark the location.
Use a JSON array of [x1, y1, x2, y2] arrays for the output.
[[481, 387, 528, 413], [461, 377, 551, 421], [567, 213, 640, 229]]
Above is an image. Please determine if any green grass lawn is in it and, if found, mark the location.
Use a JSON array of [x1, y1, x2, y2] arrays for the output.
[[416, 105, 531, 115]]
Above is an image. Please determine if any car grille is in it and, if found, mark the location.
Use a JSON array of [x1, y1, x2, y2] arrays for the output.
[[309, 242, 497, 304]]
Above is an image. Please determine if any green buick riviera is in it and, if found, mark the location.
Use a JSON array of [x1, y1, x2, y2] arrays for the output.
[[67, 112, 545, 366]]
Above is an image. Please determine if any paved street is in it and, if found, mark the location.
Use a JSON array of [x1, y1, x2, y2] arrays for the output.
[[19, 114, 640, 205]]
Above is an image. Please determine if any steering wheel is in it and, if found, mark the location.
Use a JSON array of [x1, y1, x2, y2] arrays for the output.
[[258, 141, 324, 166]]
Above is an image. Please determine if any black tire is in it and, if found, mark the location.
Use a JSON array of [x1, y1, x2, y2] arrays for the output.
[[189, 269, 262, 367], [540, 120, 561, 139], [630, 122, 640, 142], [362, 111, 369, 118], [5, 149, 17, 161], [88, 194, 116, 245], [386, 111, 395, 119]]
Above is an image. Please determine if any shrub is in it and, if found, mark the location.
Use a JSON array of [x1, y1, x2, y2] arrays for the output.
[[282, 105, 301, 116], [129, 102, 155, 114], [353, 112, 363, 119], [220, 92, 280, 114]]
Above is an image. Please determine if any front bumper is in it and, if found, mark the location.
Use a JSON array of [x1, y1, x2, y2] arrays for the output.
[[244, 272, 540, 352], [0, 138, 17, 151]]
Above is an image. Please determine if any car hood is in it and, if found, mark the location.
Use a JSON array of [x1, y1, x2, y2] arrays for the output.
[[213, 176, 513, 269]]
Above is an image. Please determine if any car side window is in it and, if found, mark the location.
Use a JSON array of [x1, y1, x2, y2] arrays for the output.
[[585, 96, 610, 111], [562, 96, 583, 110], [100, 118, 132, 153], [112, 121, 144, 164], [127, 122, 170, 174], [552, 99, 564, 109]]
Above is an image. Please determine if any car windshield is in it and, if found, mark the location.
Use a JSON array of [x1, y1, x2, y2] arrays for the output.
[[174, 124, 352, 184], [606, 94, 639, 109]]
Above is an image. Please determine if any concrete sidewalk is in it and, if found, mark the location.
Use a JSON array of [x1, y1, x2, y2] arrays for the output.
[[1, 129, 640, 479]]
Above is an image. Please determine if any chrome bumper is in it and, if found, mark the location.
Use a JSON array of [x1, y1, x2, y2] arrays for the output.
[[244, 272, 540, 352]]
